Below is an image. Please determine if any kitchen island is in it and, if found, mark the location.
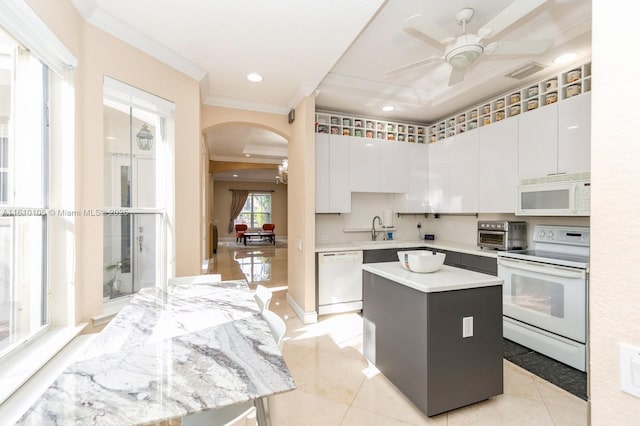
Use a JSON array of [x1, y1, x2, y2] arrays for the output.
[[362, 262, 503, 417]]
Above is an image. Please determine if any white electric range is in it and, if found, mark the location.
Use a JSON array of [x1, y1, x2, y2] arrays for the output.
[[497, 225, 590, 371]]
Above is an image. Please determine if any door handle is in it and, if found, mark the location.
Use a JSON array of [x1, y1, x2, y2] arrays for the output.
[[498, 258, 585, 279]]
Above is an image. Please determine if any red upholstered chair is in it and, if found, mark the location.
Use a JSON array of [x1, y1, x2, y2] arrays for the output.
[[262, 223, 275, 232], [235, 224, 248, 242]]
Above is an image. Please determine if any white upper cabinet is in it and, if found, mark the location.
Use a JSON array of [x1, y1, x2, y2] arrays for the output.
[[329, 135, 351, 212], [380, 140, 409, 193], [315, 133, 330, 213], [398, 143, 429, 213], [349, 137, 381, 192], [479, 118, 519, 212], [349, 137, 409, 193], [448, 130, 478, 213], [427, 137, 450, 212], [315, 134, 350, 213], [558, 92, 591, 174], [518, 103, 559, 179]]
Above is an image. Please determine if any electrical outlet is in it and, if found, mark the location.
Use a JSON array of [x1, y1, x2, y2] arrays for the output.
[[620, 342, 640, 397], [463, 316, 473, 338]]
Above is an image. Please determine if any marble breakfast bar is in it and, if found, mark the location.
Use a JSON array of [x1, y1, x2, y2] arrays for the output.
[[362, 262, 504, 417], [17, 279, 295, 425]]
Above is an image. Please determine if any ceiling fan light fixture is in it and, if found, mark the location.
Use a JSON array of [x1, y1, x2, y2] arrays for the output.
[[446, 44, 483, 68]]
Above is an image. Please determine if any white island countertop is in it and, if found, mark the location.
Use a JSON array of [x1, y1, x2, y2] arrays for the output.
[[362, 262, 503, 293]]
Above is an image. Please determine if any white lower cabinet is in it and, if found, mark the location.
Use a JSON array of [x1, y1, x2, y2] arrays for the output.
[[428, 132, 478, 213], [315, 134, 350, 213], [478, 118, 519, 213]]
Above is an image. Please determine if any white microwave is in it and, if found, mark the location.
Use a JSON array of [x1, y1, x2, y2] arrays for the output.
[[516, 173, 591, 216]]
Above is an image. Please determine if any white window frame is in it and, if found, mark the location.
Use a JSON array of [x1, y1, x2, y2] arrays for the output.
[[0, 0, 77, 406]]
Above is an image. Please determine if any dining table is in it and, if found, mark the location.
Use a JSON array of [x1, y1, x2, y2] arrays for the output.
[[16, 278, 296, 425]]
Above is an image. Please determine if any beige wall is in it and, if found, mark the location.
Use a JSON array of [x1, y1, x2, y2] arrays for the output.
[[27, 0, 202, 329], [212, 180, 288, 239], [287, 96, 317, 315], [590, 1, 640, 422]]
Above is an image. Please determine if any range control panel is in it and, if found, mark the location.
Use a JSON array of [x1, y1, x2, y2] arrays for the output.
[[533, 225, 590, 246]]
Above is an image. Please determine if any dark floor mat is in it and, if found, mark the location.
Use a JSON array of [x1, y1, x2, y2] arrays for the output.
[[503, 338, 587, 401]]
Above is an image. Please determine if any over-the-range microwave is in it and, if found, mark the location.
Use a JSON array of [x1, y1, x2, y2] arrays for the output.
[[516, 172, 590, 216]]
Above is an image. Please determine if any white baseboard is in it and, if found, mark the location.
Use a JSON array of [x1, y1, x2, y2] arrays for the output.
[[286, 293, 317, 324]]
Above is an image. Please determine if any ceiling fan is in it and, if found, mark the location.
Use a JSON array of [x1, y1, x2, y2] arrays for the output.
[[387, 0, 553, 86]]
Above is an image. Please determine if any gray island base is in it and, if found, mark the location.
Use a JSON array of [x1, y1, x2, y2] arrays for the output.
[[362, 262, 503, 417]]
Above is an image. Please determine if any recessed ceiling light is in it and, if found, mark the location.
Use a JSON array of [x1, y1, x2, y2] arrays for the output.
[[232, 174, 238, 178], [382, 105, 394, 112], [244, 154, 251, 157], [553, 53, 577, 65], [247, 73, 263, 82], [105, 136, 116, 140]]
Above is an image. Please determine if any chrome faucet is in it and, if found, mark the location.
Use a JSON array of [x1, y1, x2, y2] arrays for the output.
[[371, 215, 383, 241]]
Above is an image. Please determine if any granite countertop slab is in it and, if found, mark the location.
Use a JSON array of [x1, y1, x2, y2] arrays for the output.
[[362, 262, 503, 293], [17, 280, 295, 425]]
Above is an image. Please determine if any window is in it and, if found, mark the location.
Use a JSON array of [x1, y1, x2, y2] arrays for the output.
[[102, 77, 173, 303], [0, 31, 49, 357], [236, 193, 272, 228]]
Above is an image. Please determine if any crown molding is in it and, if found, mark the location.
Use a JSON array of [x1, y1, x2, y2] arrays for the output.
[[0, 0, 77, 76], [203, 94, 289, 115], [70, 0, 206, 82]]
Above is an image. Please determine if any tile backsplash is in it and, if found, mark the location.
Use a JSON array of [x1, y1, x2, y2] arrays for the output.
[[316, 193, 590, 248]]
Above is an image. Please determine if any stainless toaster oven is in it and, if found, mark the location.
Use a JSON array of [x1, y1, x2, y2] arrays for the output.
[[477, 221, 527, 250]]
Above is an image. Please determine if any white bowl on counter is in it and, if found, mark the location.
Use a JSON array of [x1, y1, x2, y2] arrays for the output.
[[397, 250, 446, 273]]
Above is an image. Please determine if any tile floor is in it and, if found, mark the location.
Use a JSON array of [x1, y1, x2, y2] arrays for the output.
[[208, 240, 589, 425]]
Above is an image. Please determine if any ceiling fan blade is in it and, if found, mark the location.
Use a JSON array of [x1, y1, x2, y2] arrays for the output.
[[385, 55, 444, 75], [448, 66, 466, 86], [477, 0, 548, 40], [404, 14, 456, 45], [485, 39, 553, 55]]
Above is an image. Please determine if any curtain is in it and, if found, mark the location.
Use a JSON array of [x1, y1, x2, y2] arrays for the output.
[[228, 190, 250, 233]]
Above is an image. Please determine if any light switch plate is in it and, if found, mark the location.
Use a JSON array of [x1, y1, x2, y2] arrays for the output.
[[619, 342, 640, 398], [463, 316, 473, 338]]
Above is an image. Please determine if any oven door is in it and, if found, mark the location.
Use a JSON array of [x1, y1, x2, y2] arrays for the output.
[[498, 257, 587, 343]]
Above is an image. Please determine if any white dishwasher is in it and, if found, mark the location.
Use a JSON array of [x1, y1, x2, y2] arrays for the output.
[[318, 250, 363, 315]]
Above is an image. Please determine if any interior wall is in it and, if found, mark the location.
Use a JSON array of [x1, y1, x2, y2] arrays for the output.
[[27, 0, 202, 330], [200, 105, 290, 255], [590, 1, 640, 421], [213, 180, 288, 239], [288, 95, 316, 318]]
